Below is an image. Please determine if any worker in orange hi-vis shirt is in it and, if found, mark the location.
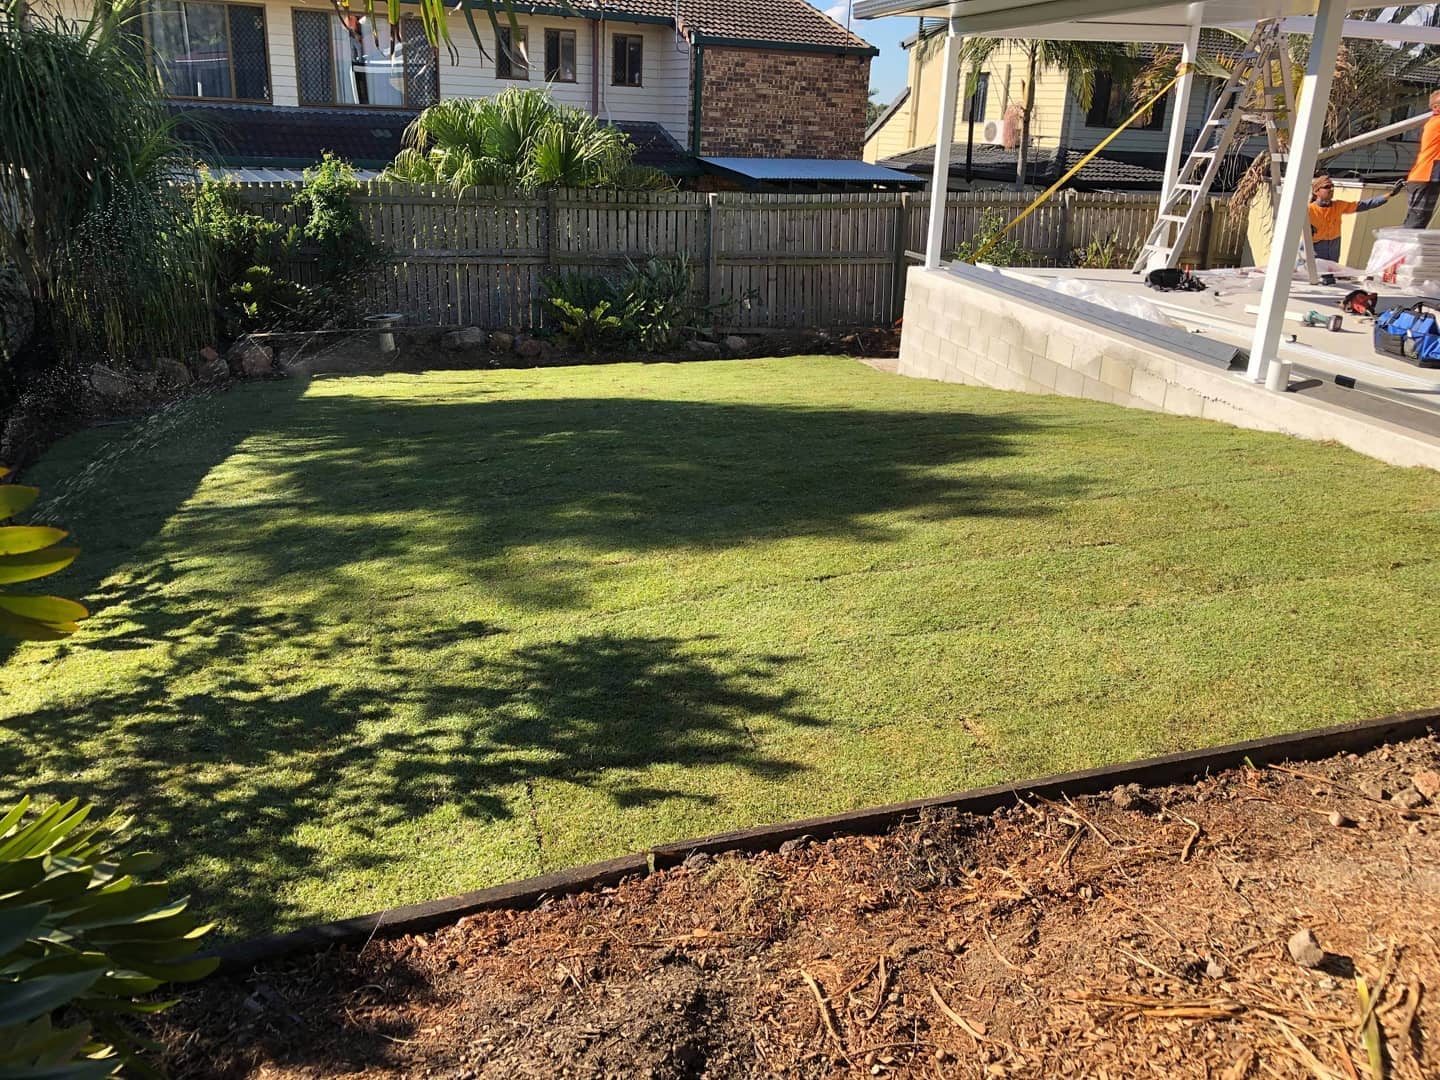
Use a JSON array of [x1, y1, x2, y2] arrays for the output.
[[1308, 174, 1402, 262], [1402, 89, 1440, 229]]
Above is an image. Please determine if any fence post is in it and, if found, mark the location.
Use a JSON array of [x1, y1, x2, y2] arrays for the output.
[[1057, 189, 1074, 265], [890, 193, 911, 323], [545, 189, 560, 276], [706, 193, 720, 308], [1200, 198, 1219, 269]]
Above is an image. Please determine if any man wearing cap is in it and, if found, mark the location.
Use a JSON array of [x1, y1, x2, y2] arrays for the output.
[[1309, 173, 1403, 262], [1402, 89, 1440, 229]]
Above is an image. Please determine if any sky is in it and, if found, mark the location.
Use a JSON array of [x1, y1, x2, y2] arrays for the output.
[[811, 1, 915, 104]]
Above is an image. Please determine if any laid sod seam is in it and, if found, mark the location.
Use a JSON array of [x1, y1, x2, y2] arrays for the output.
[[4, 356, 1438, 938], [210, 706, 1440, 975]]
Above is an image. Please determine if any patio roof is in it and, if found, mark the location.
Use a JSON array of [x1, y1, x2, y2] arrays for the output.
[[853, 0, 1395, 39]]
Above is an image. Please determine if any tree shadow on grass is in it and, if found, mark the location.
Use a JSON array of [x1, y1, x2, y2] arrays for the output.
[[4, 376, 1097, 934]]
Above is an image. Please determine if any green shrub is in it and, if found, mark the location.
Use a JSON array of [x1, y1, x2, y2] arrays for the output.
[[1073, 231, 1135, 270], [549, 299, 625, 352], [952, 208, 1030, 267], [193, 155, 381, 337], [618, 254, 706, 352]]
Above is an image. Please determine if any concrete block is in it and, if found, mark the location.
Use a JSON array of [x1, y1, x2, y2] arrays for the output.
[[1072, 346, 1104, 379], [998, 317, 1025, 348], [1129, 367, 1168, 409], [1053, 365, 1086, 398], [1082, 376, 1119, 405], [1027, 355, 1060, 390], [1099, 355, 1134, 395], [1046, 335, 1076, 368], [1162, 382, 1206, 418]]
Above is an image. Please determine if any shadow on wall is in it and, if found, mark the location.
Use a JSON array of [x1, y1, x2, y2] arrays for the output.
[[4, 375, 1093, 935]]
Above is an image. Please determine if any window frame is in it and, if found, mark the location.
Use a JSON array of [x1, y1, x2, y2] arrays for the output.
[[544, 27, 577, 83], [1084, 71, 1165, 132], [143, 0, 272, 104], [612, 32, 643, 87], [962, 72, 988, 124], [291, 7, 439, 111], [496, 24, 529, 80]]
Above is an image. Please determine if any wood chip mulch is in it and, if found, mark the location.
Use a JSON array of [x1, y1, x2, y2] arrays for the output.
[[156, 733, 1440, 1079]]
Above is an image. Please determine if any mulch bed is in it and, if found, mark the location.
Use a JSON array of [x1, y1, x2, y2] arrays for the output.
[[157, 732, 1440, 1079]]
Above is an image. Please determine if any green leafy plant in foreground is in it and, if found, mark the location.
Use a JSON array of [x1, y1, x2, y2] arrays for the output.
[[0, 798, 218, 1076], [0, 468, 85, 640]]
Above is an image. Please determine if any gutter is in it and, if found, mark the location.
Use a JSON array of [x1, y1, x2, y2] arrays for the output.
[[689, 33, 878, 58]]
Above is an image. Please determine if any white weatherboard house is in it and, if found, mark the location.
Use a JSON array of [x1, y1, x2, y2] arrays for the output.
[[856, 0, 1440, 469], [40, 0, 882, 183]]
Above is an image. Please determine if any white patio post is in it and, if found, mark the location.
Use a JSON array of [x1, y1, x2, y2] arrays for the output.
[[1246, 0, 1346, 387], [924, 18, 962, 269], [1160, 4, 1204, 207]]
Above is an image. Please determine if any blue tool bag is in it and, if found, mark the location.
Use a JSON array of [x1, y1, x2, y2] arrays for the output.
[[1374, 303, 1440, 367]]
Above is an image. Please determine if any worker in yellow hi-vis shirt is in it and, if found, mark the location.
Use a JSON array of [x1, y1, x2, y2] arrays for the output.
[[1308, 173, 1403, 262]]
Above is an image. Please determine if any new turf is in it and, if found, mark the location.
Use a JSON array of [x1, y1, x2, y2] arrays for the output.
[[4, 356, 1437, 937]]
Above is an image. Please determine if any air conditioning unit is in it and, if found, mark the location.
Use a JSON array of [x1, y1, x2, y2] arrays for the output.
[[979, 119, 1007, 146]]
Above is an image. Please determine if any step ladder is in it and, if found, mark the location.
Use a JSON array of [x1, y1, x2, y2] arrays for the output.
[[1133, 20, 1318, 280]]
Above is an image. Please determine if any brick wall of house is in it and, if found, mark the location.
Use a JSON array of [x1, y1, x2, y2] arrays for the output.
[[699, 48, 870, 159]]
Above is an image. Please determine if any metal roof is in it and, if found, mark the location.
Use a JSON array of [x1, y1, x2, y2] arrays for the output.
[[699, 158, 924, 184]]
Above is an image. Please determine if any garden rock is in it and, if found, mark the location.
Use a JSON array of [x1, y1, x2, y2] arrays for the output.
[[444, 328, 486, 351], [88, 364, 134, 401], [229, 341, 274, 378], [196, 355, 230, 383], [1287, 929, 1325, 969], [723, 335, 749, 354], [514, 337, 544, 360], [1392, 788, 1426, 810], [686, 339, 724, 358], [489, 332, 515, 352], [1413, 769, 1440, 801], [156, 358, 193, 387], [0, 265, 32, 361], [1358, 780, 1387, 801]]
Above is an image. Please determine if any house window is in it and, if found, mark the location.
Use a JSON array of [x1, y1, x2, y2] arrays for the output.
[[962, 72, 989, 123], [545, 28, 576, 83], [1085, 72, 1165, 131], [1391, 100, 1425, 142], [497, 26, 528, 80], [293, 11, 437, 108], [612, 33, 642, 86], [144, 0, 270, 101]]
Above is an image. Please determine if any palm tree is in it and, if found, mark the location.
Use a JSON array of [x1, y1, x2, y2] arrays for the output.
[[955, 37, 1134, 188], [381, 88, 670, 192]]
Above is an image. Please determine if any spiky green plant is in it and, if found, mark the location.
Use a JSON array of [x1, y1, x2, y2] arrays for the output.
[[381, 88, 668, 193]]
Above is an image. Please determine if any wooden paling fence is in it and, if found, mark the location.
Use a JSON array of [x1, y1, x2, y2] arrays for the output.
[[233, 183, 1248, 331]]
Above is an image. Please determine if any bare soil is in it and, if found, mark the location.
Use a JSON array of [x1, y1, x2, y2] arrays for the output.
[[157, 733, 1440, 1079]]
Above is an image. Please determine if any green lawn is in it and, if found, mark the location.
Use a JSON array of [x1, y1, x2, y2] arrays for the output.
[[4, 356, 1438, 938]]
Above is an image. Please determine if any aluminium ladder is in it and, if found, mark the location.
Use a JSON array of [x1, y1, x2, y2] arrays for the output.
[[1133, 20, 1318, 280]]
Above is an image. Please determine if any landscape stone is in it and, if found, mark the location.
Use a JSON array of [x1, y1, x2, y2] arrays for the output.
[[1358, 780, 1387, 801], [1412, 769, 1440, 801], [723, 335, 749, 353], [229, 341, 274, 378], [0, 265, 32, 361], [443, 327, 485, 351], [489, 332, 515, 352], [197, 356, 230, 382], [88, 364, 133, 400], [1392, 788, 1426, 810], [686, 339, 724, 358], [514, 337, 544, 359], [156, 358, 193, 387], [1287, 928, 1325, 969], [1205, 958, 1226, 980]]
